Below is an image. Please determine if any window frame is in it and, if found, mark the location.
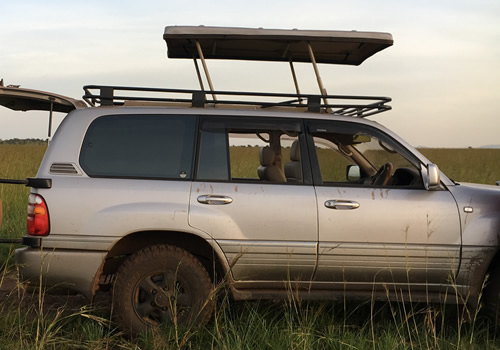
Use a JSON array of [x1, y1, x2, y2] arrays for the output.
[[195, 115, 312, 185], [79, 113, 198, 181], [305, 120, 424, 188]]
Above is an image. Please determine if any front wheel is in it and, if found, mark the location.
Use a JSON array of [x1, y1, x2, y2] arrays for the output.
[[113, 245, 213, 334]]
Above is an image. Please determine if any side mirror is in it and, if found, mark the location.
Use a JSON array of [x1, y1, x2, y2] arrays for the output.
[[424, 163, 440, 190], [346, 165, 361, 182]]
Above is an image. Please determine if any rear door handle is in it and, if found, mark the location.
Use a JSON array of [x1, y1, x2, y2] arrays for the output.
[[324, 200, 360, 210], [197, 195, 233, 205]]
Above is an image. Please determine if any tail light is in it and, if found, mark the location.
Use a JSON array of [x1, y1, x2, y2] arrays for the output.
[[27, 194, 50, 236]]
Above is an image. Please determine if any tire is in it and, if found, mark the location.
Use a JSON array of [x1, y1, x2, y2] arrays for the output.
[[113, 245, 213, 334]]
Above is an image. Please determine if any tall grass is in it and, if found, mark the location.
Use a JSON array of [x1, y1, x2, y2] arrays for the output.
[[0, 144, 46, 266], [1, 144, 500, 348], [1, 291, 498, 349], [0, 144, 47, 239], [419, 148, 500, 185]]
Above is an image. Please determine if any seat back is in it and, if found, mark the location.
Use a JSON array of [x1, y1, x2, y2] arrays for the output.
[[257, 147, 286, 183], [284, 140, 302, 182]]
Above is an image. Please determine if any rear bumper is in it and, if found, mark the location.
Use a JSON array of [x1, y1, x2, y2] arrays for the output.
[[15, 246, 107, 299]]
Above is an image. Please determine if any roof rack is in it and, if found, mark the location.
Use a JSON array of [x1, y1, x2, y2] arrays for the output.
[[82, 85, 391, 118]]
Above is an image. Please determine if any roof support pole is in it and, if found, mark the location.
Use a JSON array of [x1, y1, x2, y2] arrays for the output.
[[195, 40, 217, 101], [193, 59, 206, 91], [307, 42, 329, 107], [289, 61, 303, 104], [48, 97, 55, 138]]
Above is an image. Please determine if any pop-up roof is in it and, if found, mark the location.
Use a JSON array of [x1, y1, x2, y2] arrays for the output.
[[163, 25, 393, 111], [163, 26, 393, 65]]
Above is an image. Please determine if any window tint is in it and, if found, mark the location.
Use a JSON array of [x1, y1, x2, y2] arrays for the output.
[[80, 114, 196, 179], [197, 128, 229, 180]]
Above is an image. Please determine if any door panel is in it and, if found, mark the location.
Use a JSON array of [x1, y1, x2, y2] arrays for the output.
[[189, 182, 318, 282], [190, 116, 318, 284], [305, 120, 462, 292], [314, 186, 461, 289]]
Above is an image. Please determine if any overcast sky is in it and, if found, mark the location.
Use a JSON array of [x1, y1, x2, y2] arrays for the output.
[[1, 0, 499, 147]]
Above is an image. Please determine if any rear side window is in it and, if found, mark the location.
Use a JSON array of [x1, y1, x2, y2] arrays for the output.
[[80, 114, 196, 179], [196, 117, 305, 184]]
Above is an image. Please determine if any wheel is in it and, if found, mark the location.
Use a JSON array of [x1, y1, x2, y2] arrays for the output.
[[113, 245, 213, 334], [371, 162, 393, 186]]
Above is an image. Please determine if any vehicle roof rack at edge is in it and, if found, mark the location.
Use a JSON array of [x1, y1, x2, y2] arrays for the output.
[[82, 85, 391, 118]]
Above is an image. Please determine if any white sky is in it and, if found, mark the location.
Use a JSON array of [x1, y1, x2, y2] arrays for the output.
[[1, 0, 499, 147]]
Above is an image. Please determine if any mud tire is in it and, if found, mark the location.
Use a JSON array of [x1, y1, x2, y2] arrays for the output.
[[113, 245, 213, 335]]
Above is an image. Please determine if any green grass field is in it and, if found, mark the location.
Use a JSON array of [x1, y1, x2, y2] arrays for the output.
[[419, 148, 500, 185], [1, 144, 500, 349], [0, 144, 47, 240]]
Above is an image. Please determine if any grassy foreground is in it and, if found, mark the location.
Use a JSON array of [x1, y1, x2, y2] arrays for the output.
[[0, 144, 500, 349]]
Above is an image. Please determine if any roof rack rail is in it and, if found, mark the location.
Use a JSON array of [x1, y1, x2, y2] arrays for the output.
[[82, 85, 391, 118]]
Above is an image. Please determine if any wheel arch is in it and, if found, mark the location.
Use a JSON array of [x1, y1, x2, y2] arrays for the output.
[[100, 230, 229, 286], [467, 247, 500, 311]]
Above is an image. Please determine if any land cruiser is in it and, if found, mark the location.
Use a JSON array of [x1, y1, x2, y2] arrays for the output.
[[1, 26, 499, 334]]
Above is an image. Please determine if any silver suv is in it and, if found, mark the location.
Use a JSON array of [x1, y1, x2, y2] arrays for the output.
[[1, 26, 499, 334]]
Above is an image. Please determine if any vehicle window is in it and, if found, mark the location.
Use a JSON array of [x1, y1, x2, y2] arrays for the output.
[[196, 128, 229, 181], [229, 132, 269, 180], [80, 114, 196, 179], [196, 117, 303, 183], [314, 137, 354, 182], [309, 122, 423, 187]]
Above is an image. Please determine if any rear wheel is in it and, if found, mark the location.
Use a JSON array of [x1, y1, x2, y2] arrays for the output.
[[113, 245, 213, 334]]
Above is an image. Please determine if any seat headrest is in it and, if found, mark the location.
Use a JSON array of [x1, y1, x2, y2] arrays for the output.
[[290, 140, 300, 161], [259, 146, 275, 166]]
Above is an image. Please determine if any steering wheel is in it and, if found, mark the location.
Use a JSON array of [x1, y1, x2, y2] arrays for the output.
[[371, 162, 393, 186]]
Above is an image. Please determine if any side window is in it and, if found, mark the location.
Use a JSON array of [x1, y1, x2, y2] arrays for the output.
[[197, 128, 229, 180], [196, 117, 304, 184], [314, 137, 355, 182], [309, 122, 423, 188], [80, 114, 196, 179], [229, 132, 269, 180]]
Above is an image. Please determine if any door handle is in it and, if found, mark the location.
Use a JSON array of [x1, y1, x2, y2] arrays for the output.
[[197, 195, 233, 205], [324, 200, 360, 210]]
